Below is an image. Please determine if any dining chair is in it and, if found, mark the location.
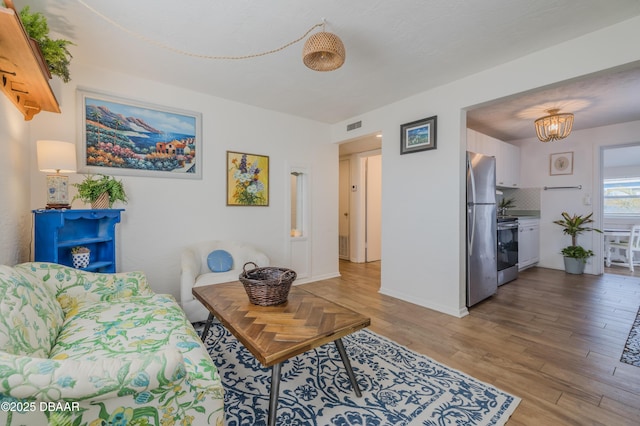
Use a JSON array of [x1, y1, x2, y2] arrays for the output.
[[607, 225, 640, 272]]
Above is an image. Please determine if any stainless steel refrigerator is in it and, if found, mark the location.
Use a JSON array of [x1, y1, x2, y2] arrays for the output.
[[466, 151, 497, 307]]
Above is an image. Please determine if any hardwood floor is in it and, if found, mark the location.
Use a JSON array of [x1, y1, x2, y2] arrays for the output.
[[605, 264, 639, 277], [300, 261, 640, 425]]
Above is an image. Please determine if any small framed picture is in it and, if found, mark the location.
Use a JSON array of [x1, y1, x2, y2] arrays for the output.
[[400, 115, 437, 155], [550, 152, 573, 175]]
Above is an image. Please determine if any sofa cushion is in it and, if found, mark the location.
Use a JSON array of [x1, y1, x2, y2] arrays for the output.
[[49, 293, 211, 369], [195, 270, 242, 287], [0, 348, 187, 403], [0, 265, 64, 358], [207, 249, 234, 272], [14, 263, 154, 318]]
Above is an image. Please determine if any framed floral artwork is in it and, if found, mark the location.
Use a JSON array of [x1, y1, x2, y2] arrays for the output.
[[226, 151, 269, 206]]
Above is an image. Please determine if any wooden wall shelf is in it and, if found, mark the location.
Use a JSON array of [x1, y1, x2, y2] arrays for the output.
[[0, 1, 60, 120]]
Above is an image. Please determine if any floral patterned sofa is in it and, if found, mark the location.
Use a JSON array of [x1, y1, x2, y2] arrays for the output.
[[0, 262, 224, 426]]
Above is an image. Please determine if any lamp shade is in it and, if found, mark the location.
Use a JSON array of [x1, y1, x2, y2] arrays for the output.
[[302, 31, 345, 72], [37, 140, 77, 173]]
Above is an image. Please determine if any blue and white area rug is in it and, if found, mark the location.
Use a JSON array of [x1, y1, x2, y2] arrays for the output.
[[621, 307, 640, 367], [202, 322, 520, 425]]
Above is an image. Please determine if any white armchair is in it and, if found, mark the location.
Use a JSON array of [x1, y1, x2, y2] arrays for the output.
[[180, 240, 269, 322]]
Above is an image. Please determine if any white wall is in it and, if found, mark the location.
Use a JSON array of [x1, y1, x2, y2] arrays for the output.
[[330, 16, 640, 317], [517, 121, 640, 273], [0, 95, 31, 265], [23, 63, 338, 300]]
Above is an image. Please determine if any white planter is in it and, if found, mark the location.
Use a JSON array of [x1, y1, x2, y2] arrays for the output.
[[72, 252, 90, 269]]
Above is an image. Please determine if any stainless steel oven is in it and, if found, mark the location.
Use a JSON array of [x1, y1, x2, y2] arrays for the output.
[[497, 217, 518, 285]]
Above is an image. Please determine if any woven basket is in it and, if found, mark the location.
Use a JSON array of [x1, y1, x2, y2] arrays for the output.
[[239, 262, 297, 306]]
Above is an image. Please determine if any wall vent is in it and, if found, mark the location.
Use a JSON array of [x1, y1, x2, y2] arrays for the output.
[[339, 235, 349, 258], [346, 121, 362, 131]]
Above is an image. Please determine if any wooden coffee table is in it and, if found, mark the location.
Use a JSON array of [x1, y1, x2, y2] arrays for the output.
[[193, 282, 371, 426]]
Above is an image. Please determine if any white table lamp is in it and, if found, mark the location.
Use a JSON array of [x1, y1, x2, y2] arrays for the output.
[[37, 140, 77, 209]]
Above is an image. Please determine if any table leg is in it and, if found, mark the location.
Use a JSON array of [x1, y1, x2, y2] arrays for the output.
[[200, 312, 214, 342], [335, 338, 362, 397], [268, 363, 282, 426]]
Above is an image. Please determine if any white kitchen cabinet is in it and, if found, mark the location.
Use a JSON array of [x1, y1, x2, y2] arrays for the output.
[[496, 142, 521, 188], [467, 128, 497, 156], [466, 129, 520, 188], [518, 218, 539, 270], [466, 128, 480, 153]]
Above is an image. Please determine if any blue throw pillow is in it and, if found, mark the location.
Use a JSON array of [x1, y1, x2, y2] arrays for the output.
[[207, 250, 233, 273]]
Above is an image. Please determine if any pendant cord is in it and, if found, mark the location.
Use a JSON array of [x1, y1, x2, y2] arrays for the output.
[[76, 0, 323, 60]]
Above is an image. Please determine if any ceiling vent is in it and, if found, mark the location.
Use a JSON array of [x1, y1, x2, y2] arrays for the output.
[[346, 121, 362, 131]]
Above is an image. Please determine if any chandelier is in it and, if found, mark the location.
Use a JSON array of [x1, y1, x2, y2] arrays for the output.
[[534, 108, 574, 142]]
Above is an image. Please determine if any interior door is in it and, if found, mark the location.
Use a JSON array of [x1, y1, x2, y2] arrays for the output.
[[366, 155, 382, 261]]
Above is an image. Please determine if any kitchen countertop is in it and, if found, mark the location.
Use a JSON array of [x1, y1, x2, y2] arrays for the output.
[[504, 210, 540, 219]]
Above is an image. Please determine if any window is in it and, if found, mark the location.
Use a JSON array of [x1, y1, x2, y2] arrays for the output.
[[603, 178, 640, 216]]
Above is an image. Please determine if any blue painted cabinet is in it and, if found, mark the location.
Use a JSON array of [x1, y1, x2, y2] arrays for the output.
[[33, 209, 124, 273]]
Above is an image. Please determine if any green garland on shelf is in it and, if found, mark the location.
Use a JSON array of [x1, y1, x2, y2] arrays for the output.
[[19, 6, 74, 82]]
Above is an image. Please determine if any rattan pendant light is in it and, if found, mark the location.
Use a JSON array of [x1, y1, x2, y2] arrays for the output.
[[302, 22, 345, 72]]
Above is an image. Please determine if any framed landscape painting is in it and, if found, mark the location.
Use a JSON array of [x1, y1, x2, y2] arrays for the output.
[[77, 88, 202, 179], [400, 115, 437, 155], [226, 151, 269, 206]]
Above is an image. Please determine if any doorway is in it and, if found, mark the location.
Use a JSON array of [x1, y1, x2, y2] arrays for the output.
[[339, 159, 351, 259], [338, 133, 382, 263], [601, 142, 640, 277]]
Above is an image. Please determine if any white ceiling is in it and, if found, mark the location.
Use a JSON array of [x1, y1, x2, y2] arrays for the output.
[[20, 0, 640, 133], [467, 64, 640, 142]]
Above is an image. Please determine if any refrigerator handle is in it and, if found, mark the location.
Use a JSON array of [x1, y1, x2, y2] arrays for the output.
[[467, 154, 476, 255], [468, 154, 476, 206], [468, 205, 475, 256]]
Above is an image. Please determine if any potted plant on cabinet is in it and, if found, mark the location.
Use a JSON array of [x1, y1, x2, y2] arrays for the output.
[[553, 212, 602, 274], [73, 174, 128, 209], [71, 246, 90, 269]]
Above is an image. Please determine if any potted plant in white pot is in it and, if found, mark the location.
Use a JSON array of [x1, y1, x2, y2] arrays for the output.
[[553, 212, 602, 274], [71, 246, 90, 269]]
